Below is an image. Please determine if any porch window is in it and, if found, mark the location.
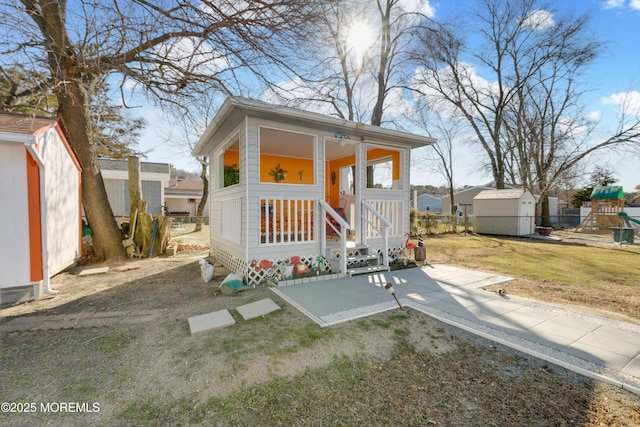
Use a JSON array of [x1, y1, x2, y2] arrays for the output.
[[259, 127, 315, 184], [366, 146, 402, 190], [219, 135, 240, 188]]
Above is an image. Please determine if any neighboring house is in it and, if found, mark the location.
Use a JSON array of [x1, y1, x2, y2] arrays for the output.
[[192, 96, 435, 286], [473, 189, 536, 236], [416, 193, 442, 212], [164, 178, 209, 216], [0, 112, 82, 304], [99, 158, 171, 217]]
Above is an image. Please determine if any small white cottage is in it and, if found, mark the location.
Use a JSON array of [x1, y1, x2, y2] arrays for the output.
[[473, 189, 536, 236], [192, 97, 435, 286], [0, 112, 82, 304]]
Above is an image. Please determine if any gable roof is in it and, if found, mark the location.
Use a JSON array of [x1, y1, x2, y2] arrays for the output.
[[193, 96, 436, 156], [0, 112, 81, 171], [474, 189, 532, 200], [0, 111, 57, 136]]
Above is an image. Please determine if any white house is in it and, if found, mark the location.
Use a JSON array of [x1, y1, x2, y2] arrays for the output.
[[192, 97, 435, 286], [0, 112, 82, 304], [473, 189, 536, 236], [99, 158, 171, 217], [164, 178, 209, 216]]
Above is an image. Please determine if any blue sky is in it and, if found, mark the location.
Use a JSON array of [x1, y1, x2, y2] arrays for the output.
[[136, 0, 640, 191]]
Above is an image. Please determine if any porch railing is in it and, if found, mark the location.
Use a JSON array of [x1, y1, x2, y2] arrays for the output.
[[362, 200, 390, 268], [319, 199, 350, 275], [260, 197, 315, 244]]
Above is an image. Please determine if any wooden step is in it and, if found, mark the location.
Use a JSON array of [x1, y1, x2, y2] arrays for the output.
[[346, 254, 379, 262]]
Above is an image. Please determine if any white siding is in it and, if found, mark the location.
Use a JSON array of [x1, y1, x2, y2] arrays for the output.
[[0, 143, 31, 287], [40, 128, 81, 276]]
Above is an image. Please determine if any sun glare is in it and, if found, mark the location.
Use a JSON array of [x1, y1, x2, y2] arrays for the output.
[[346, 21, 375, 56]]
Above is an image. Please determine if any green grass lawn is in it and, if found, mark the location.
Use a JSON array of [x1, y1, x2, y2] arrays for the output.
[[422, 233, 640, 319]]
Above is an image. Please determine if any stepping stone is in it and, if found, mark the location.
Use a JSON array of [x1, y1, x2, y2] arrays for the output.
[[78, 267, 110, 276], [113, 265, 142, 272], [236, 298, 280, 320], [188, 309, 235, 335]]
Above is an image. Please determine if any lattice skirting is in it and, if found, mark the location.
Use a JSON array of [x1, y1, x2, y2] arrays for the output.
[[211, 246, 334, 287]]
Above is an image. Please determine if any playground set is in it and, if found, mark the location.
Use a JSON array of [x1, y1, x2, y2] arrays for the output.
[[576, 186, 640, 244]]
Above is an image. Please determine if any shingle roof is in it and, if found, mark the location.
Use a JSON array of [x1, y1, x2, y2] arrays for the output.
[[99, 158, 170, 174], [474, 189, 528, 200], [0, 111, 57, 135]]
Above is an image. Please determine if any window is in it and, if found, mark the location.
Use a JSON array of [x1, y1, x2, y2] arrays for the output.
[[366, 146, 402, 190], [259, 127, 315, 184], [219, 136, 240, 188]]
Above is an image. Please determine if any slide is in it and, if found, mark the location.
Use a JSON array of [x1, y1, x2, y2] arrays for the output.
[[619, 212, 640, 236]]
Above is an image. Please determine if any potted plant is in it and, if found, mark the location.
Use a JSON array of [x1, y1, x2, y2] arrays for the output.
[[268, 163, 287, 182]]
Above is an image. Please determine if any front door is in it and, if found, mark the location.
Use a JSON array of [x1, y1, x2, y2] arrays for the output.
[[325, 138, 358, 238]]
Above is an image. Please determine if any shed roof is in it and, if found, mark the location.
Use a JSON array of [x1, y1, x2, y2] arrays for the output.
[[0, 111, 57, 135], [193, 96, 436, 156], [590, 186, 625, 200], [99, 158, 170, 174], [474, 189, 531, 200]]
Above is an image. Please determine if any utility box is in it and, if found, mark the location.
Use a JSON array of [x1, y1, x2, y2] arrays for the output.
[[612, 227, 635, 244]]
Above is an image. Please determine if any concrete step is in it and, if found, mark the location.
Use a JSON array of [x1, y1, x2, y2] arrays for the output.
[[347, 265, 389, 276]]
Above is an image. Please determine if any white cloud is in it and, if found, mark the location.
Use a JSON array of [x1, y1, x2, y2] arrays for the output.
[[397, 0, 435, 19], [585, 110, 602, 122], [603, 0, 625, 9], [602, 91, 640, 115], [521, 9, 555, 30]]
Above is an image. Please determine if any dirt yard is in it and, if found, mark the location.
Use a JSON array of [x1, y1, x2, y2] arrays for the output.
[[1, 229, 639, 426]]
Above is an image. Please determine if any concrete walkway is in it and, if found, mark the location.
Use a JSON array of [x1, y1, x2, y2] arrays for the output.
[[272, 264, 640, 395]]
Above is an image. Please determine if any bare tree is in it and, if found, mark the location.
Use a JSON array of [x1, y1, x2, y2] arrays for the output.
[[412, 0, 600, 189], [1, 0, 312, 260], [266, 0, 433, 126], [408, 98, 468, 215]]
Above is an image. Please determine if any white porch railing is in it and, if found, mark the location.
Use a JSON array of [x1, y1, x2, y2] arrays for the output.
[[260, 197, 315, 244], [363, 199, 403, 237], [361, 200, 391, 268], [319, 199, 351, 275]]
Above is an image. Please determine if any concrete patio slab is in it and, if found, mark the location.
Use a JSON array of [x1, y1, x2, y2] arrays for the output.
[[271, 264, 640, 394], [188, 309, 235, 335], [236, 298, 281, 320]]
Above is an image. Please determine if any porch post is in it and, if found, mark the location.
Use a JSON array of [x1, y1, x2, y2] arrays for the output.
[[355, 142, 366, 245]]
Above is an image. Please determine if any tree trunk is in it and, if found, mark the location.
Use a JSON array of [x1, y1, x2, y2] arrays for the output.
[[58, 82, 125, 261], [540, 195, 552, 227], [128, 156, 142, 226], [194, 158, 208, 232]]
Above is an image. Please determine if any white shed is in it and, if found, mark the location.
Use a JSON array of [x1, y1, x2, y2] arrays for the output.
[[0, 112, 82, 304], [473, 189, 535, 236]]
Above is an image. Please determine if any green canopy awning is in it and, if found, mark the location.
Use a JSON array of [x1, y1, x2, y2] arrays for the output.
[[590, 186, 625, 200]]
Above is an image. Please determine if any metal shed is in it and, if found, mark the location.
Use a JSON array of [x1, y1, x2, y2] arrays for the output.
[[473, 189, 536, 236]]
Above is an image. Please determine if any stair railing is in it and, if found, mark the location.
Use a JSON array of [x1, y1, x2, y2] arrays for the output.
[[361, 200, 391, 269], [319, 199, 350, 274]]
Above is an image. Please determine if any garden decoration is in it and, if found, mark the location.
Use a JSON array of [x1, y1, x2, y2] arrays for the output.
[[268, 163, 287, 182], [384, 282, 403, 310]]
